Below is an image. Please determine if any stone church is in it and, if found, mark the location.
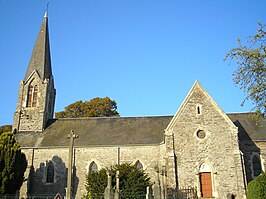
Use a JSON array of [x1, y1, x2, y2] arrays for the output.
[[12, 12, 266, 199]]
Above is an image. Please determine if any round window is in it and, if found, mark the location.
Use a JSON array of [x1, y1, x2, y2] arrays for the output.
[[197, 130, 206, 139]]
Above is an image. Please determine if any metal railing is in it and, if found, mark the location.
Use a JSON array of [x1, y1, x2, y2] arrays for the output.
[[167, 187, 198, 199]]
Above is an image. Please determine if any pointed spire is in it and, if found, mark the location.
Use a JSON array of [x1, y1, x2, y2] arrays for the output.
[[44, 2, 49, 18], [24, 12, 52, 81]]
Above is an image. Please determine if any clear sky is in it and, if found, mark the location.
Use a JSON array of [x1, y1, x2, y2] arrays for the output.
[[0, 0, 265, 126]]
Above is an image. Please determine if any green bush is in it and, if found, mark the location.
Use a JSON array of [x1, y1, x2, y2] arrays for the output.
[[113, 163, 150, 198], [85, 168, 107, 198], [247, 172, 266, 199], [84, 163, 150, 199]]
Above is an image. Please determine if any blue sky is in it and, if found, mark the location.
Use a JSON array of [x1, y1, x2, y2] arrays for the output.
[[0, 0, 265, 126]]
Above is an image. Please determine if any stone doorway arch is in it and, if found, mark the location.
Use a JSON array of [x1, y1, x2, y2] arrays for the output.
[[199, 162, 213, 198]]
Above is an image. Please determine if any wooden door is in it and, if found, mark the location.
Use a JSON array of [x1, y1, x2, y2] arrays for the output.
[[200, 172, 212, 197]]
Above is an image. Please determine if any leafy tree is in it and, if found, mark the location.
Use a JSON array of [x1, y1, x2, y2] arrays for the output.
[[225, 22, 266, 117], [84, 163, 150, 199], [0, 132, 27, 194], [247, 172, 266, 199], [0, 125, 12, 135], [55, 97, 120, 118]]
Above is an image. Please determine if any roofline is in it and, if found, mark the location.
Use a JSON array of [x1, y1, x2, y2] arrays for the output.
[[49, 112, 256, 121], [21, 142, 165, 149], [253, 139, 266, 142], [53, 115, 174, 121], [226, 112, 256, 115], [165, 81, 238, 131]]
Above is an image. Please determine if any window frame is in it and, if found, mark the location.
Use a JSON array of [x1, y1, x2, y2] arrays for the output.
[[251, 153, 262, 179], [46, 161, 55, 184], [26, 84, 38, 108]]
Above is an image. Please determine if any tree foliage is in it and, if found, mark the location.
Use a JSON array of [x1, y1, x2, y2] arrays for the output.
[[113, 163, 150, 198], [84, 163, 150, 199], [247, 172, 266, 199], [55, 97, 120, 118], [0, 132, 27, 194], [0, 125, 12, 135], [84, 168, 107, 198], [225, 22, 266, 117]]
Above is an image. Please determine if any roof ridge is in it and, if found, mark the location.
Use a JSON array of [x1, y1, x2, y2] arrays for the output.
[[55, 115, 174, 121], [226, 112, 255, 115]]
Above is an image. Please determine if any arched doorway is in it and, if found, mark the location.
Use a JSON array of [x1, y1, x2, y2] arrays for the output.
[[199, 163, 213, 198]]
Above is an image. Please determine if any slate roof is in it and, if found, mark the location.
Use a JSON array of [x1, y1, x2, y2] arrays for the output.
[[16, 113, 266, 148], [24, 12, 52, 81], [16, 116, 173, 147], [227, 112, 266, 141]]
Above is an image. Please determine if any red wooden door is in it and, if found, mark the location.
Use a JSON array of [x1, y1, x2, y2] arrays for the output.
[[200, 172, 212, 197]]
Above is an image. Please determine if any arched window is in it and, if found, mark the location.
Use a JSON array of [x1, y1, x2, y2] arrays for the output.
[[89, 161, 98, 172], [26, 84, 38, 107], [135, 160, 143, 171], [32, 85, 38, 107], [252, 155, 262, 178], [46, 162, 54, 183], [26, 85, 33, 107]]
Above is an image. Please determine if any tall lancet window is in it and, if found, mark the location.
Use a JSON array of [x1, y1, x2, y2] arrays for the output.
[[46, 161, 54, 183], [252, 155, 262, 178], [27, 84, 38, 107], [32, 85, 38, 107], [26, 85, 33, 107]]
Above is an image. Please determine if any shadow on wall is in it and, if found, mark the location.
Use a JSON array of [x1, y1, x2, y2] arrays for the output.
[[27, 155, 79, 198], [235, 120, 262, 184]]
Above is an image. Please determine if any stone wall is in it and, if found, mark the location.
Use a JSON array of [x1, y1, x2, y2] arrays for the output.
[[12, 72, 55, 133], [20, 144, 166, 198], [240, 140, 266, 184], [256, 141, 266, 172], [166, 83, 246, 198]]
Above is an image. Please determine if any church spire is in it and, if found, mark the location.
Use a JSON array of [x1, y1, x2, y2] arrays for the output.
[[13, 11, 56, 133], [24, 12, 52, 81]]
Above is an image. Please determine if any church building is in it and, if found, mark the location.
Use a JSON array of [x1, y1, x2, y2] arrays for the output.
[[13, 12, 266, 199]]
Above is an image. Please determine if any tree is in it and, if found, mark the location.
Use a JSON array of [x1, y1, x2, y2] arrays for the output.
[[0, 125, 12, 135], [225, 22, 266, 117], [0, 132, 27, 194], [113, 163, 150, 198], [84, 163, 150, 199], [84, 168, 107, 198], [55, 97, 120, 118], [247, 172, 266, 199]]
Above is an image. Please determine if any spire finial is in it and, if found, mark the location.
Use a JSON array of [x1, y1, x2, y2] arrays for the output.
[[44, 2, 50, 17]]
